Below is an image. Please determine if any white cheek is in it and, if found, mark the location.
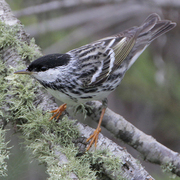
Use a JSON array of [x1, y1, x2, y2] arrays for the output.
[[33, 68, 60, 82]]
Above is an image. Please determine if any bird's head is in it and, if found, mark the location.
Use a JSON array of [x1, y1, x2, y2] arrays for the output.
[[14, 53, 71, 82]]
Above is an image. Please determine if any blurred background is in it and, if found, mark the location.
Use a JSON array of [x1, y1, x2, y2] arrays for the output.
[[3, 0, 180, 179]]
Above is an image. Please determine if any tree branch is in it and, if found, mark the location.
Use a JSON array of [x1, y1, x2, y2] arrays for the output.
[[86, 101, 180, 176], [14, 0, 115, 18], [25, 3, 160, 38]]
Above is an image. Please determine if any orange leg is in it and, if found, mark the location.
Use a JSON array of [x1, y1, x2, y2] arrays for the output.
[[49, 103, 67, 121], [86, 107, 106, 151]]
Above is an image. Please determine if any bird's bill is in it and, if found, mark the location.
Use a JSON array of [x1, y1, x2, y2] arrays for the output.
[[14, 69, 32, 75]]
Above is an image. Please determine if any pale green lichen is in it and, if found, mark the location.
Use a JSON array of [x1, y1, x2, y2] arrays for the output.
[[0, 61, 10, 177], [0, 22, 124, 179], [0, 128, 10, 177], [0, 21, 41, 61], [161, 162, 177, 179], [0, 22, 18, 48]]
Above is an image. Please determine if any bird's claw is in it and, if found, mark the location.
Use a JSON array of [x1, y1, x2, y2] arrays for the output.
[[86, 127, 101, 151], [49, 103, 67, 121]]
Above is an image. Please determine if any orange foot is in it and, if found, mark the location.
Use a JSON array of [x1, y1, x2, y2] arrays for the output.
[[49, 103, 67, 121], [86, 107, 106, 151], [86, 127, 101, 151]]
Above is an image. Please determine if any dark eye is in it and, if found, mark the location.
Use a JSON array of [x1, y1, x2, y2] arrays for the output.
[[41, 66, 48, 71]]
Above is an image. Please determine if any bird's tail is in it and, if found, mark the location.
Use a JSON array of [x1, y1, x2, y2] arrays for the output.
[[138, 13, 176, 42], [126, 14, 176, 69]]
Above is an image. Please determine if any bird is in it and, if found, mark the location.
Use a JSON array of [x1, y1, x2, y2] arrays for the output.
[[14, 13, 176, 151]]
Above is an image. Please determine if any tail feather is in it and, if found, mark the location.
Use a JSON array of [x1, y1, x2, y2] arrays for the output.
[[139, 13, 160, 33], [126, 14, 176, 69], [137, 13, 176, 43], [150, 21, 176, 41]]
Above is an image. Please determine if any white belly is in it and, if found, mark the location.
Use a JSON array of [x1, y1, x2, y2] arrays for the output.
[[46, 88, 110, 105], [47, 88, 77, 105]]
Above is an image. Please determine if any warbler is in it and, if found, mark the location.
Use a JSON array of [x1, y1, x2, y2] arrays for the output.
[[14, 13, 176, 150]]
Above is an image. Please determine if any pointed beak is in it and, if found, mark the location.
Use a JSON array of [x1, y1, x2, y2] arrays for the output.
[[14, 69, 33, 75]]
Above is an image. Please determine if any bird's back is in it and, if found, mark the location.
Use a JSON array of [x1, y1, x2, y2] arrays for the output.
[[68, 13, 176, 94]]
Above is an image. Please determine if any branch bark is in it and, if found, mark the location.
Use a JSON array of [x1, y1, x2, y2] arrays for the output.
[[86, 101, 180, 176]]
